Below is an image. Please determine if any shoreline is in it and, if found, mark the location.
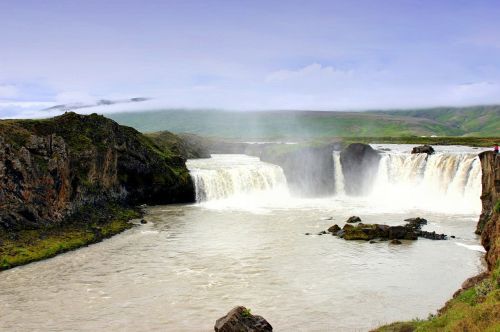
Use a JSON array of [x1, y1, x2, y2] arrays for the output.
[[0, 204, 141, 271]]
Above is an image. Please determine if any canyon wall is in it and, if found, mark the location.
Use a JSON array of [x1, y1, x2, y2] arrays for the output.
[[0, 112, 194, 232], [477, 151, 500, 270]]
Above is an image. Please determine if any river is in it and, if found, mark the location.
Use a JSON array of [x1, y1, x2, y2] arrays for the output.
[[0, 145, 488, 331]]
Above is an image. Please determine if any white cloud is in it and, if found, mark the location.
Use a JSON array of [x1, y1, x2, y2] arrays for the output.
[[266, 63, 352, 82]]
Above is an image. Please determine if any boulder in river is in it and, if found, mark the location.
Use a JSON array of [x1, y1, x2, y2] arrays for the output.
[[214, 306, 272, 332], [411, 145, 435, 155], [327, 224, 341, 233], [404, 217, 428, 230], [346, 216, 362, 223]]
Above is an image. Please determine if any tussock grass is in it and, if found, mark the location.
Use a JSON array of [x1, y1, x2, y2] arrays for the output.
[[374, 262, 500, 331]]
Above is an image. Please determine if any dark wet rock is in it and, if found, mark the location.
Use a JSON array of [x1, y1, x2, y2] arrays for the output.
[[214, 306, 272, 332], [418, 230, 447, 240], [327, 224, 341, 233], [340, 143, 381, 195], [404, 217, 428, 230], [336, 230, 345, 237], [140, 219, 147, 224], [325, 217, 333, 220], [369, 240, 377, 244], [388, 225, 418, 240], [390, 239, 402, 245], [305, 233, 311, 235], [451, 235, 456, 238], [346, 216, 362, 223], [411, 145, 435, 155], [332, 217, 447, 241]]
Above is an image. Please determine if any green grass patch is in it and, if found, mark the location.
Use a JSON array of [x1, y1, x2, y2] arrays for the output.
[[374, 261, 500, 331], [0, 206, 140, 271]]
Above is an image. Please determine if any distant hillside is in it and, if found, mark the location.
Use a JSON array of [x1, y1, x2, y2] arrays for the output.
[[375, 105, 500, 137], [107, 106, 500, 139]]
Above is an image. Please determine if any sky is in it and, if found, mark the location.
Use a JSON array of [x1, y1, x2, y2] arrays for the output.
[[1, 0, 500, 118]]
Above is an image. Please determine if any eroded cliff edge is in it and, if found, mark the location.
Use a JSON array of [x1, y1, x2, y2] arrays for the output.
[[477, 151, 500, 270], [0, 112, 195, 269]]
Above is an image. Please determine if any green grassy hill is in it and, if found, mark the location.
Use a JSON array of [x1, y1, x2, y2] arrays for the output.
[[376, 105, 500, 136], [107, 106, 500, 140]]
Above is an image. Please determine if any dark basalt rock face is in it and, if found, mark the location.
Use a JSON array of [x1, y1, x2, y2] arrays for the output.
[[411, 145, 435, 155], [0, 112, 194, 231], [477, 151, 500, 269], [260, 144, 339, 197], [215, 306, 272, 332], [340, 143, 381, 195]]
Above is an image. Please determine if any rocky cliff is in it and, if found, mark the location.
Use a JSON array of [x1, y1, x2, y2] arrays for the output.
[[477, 151, 500, 270], [0, 112, 194, 232]]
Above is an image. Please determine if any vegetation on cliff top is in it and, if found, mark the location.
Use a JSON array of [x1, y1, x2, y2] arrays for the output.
[[108, 106, 500, 139]]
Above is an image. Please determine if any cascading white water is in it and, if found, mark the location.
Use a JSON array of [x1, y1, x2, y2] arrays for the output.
[[186, 154, 289, 202], [333, 151, 345, 196], [351, 145, 485, 213]]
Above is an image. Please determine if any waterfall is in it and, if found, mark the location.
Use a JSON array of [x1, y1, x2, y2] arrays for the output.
[[367, 151, 482, 213], [333, 151, 345, 195], [186, 154, 289, 202]]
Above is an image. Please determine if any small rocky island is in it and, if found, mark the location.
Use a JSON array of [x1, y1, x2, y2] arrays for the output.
[[326, 216, 448, 242]]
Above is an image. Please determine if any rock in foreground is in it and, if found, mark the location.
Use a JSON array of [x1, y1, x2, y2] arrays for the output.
[[215, 306, 272, 332]]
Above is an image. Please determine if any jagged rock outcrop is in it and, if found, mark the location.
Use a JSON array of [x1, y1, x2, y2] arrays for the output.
[[477, 151, 500, 269], [214, 306, 272, 332], [340, 143, 381, 195], [0, 112, 194, 231]]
